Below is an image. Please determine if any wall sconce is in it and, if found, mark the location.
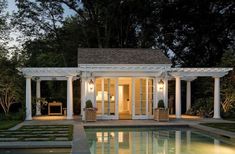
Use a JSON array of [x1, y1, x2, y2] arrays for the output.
[[89, 79, 94, 91], [158, 79, 164, 90]]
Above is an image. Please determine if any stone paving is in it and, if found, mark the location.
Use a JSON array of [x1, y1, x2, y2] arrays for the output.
[[0, 125, 73, 142]]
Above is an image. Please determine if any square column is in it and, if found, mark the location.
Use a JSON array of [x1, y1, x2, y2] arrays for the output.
[[67, 76, 73, 119], [36, 80, 41, 116], [213, 77, 221, 119], [163, 79, 168, 108], [186, 81, 191, 111], [25, 76, 32, 120], [175, 76, 181, 119], [81, 77, 86, 120]]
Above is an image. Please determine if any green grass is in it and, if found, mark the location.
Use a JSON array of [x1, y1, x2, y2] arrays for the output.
[[224, 118, 235, 121], [201, 123, 235, 132], [0, 120, 21, 130]]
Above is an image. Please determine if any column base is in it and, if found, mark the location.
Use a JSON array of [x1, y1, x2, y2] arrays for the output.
[[66, 116, 73, 120], [25, 117, 32, 120], [213, 116, 221, 119], [176, 115, 181, 119]]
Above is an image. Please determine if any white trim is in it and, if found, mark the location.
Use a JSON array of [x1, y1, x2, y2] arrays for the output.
[[19, 67, 232, 78], [171, 68, 232, 77], [20, 67, 80, 77], [93, 72, 163, 77]]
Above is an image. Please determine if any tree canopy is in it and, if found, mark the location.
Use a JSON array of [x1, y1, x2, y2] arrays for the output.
[[13, 0, 235, 67], [0, 0, 234, 117]]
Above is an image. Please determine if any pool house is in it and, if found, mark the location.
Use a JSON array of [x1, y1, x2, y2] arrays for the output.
[[19, 48, 233, 120]]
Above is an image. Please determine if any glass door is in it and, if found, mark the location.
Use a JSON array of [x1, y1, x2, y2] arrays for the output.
[[104, 79, 116, 116], [95, 78, 117, 119], [134, 78, 153, 119]]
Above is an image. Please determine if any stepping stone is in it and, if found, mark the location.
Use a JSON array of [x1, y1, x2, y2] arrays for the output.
[[40, 134, 60, 137], [57, 131, 69, 133], [0, 138, 18, 141], [14, 134, 37, 137], [31, 131, 54, 134], [55, 137, 68, 141], [54, 134, 68, 137], [24, 138, 50, 141]]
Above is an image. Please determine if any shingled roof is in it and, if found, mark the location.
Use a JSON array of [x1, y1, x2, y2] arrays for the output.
[[77, 48, 171, 64]]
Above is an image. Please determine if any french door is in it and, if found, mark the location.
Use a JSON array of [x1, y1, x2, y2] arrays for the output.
[[95, 78, 118, 119], [133, 78, 153, 119]]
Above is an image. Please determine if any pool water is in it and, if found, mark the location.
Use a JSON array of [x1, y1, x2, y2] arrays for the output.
[[85, 127, 235, 154]]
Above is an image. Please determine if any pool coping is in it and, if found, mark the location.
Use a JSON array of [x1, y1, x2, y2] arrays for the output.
[[190, 124, 235, 140], [0, 122, 234, 153]]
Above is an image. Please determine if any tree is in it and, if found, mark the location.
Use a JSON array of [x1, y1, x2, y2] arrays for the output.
[[0, 56, 24, 116], [0, 0, 8, 57], [14, 0, 67, 66], [156, 0, 235, 66], [220, 50, 235, 117]]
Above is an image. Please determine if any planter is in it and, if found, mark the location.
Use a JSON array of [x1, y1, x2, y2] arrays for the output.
[[154, 108, 169, 121], [84, 108, 97, 122]]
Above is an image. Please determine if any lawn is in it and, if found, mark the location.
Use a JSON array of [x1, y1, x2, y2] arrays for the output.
[[0, 120, 21, 130], [201, 123, 235, 132]]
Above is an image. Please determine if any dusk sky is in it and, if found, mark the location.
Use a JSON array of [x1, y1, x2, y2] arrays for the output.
[[5, 0, 76, 49]]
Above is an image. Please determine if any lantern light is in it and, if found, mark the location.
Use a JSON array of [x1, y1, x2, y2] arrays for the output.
[[158, 79, 164, 90]]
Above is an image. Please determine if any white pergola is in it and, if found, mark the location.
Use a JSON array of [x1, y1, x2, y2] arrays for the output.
[[19, 67, 232, 120], [170, 68, 233, 119], [20, 68, 80, 120]]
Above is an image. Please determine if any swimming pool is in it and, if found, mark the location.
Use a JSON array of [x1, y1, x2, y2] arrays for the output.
[[85, 127, 235, 154]]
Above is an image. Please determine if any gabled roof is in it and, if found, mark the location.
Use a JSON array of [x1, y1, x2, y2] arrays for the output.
[[77, 48, 172, 64]]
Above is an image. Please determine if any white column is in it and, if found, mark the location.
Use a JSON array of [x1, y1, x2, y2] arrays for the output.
[[164, 79, 168, 108], [175, 76, 181, 119], [213, 77, 221, 119], [186, 81, 191, 111], [67, 76, 73, 119], [36, 80, 41, 116], [25, 76, 32, 120], [155, 77, 160, 108], [81, 78, 86, 119]]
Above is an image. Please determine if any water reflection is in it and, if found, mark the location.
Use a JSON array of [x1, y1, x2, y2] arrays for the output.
[[86, 128, 235, 154]]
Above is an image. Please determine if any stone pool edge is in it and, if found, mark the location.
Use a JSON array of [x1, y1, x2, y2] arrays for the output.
[[0, 123, 234, 154]]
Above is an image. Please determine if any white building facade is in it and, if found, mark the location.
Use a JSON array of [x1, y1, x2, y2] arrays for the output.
[[20, 48, 233, 120]]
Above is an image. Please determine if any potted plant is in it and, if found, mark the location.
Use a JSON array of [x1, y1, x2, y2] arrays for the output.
[[154, 100, 169, 121], [84, 100, 97, 122]]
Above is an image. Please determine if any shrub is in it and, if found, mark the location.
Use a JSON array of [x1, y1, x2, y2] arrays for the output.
[[85, 100, 93, 108], [158, 100, 165, 108], [190, 98, 213, 117]]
